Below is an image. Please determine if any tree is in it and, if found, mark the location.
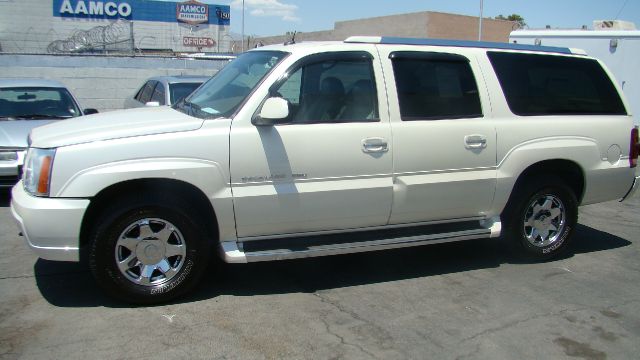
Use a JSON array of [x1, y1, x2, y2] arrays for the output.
[[496, 14, 527, 28]]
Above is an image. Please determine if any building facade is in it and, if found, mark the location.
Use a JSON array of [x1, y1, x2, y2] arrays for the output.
[[251, 11, 516, 48], [0, 0, 232, 54]]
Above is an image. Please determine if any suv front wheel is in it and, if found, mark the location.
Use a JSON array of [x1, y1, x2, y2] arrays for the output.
[[502, 177, 578, 260], [88, 194, 210, 304]]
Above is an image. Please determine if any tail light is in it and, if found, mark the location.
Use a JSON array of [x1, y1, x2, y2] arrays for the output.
[[631, 127, 639, 168]]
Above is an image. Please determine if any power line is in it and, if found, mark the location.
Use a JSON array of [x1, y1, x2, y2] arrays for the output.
[[615, 0, 630, 20]]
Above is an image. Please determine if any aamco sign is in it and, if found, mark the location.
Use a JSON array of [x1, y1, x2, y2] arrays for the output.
[[183, 37, 216, 47], [56, 0, 132, 18], [176, 0, 209, 25]]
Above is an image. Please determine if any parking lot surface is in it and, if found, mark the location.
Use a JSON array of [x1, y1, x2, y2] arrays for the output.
[[0, 190, 639, 359]]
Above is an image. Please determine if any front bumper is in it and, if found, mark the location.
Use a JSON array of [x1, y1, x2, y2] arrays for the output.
[[621, 174, 640, 202], [10, 181, 90, 262]]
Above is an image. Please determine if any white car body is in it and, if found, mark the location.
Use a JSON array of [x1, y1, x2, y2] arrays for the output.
[[10, 37, 640, 302]]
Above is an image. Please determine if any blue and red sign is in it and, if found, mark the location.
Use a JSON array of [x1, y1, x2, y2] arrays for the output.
[[53, 0, 230, 25], [176, 0, 208, 25]]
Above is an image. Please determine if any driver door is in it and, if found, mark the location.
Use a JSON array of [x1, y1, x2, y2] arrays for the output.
[[230, 50, 394, 238]]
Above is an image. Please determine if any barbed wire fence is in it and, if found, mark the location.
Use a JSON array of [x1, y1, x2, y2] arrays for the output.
[[0, 21, 236, 56], [47, 20, 133, 54]]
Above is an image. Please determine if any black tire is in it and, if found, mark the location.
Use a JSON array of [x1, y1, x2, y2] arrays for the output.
[[502, 176, 578, 261], [89, 194, 211, 304]]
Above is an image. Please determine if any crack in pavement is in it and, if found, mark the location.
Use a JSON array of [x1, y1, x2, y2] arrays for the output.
[[461, 299, 640, 343], [313, 292, 380, 359], [0, 270, 88, 280]]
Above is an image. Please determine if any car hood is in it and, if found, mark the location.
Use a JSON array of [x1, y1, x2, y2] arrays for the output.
[[29, 106, 204, 148], [0, 119, 58, 149]]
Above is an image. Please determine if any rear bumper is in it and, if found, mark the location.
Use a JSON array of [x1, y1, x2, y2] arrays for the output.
[[10, 181, 89, 262], [621, 175, 640, 202]]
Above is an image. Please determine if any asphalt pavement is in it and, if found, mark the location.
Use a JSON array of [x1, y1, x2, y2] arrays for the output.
[[1, 189, 639, 359]]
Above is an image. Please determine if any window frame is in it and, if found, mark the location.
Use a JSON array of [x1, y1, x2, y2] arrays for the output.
[[137, 81, 157, 104], [487, 51, 627, 117], [389, 51, 484, 121], [150, 81, 166, 105], [262, 50, 381, 125]]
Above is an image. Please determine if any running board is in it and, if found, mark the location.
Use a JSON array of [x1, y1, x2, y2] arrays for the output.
[[220, 219, 501, 263]]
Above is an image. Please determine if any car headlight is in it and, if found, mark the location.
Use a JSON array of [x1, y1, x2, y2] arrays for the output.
[[0, 150, 19, 162], [23, 148, 56, 197]]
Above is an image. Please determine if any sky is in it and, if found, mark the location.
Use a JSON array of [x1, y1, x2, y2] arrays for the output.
[[192, 0, 640, 37]]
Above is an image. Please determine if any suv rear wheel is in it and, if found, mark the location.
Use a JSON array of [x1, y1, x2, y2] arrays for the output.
[[502, 177, 578, 260]]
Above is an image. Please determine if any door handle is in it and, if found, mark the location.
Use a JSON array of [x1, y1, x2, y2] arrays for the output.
[[464, 134, 487, 149], [362, 137, 389, 153]]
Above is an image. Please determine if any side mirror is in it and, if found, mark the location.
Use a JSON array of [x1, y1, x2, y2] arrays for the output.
[[83, 108, 99, 115], [252, 97, 289, 126], [145, 101, 160, 107]]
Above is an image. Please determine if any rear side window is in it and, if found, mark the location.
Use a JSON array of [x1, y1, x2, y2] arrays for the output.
[[488, 52, 626, 116], [136, 81, 156, 104], [150, 82, 166, 105], [391, 52, 482, 120]]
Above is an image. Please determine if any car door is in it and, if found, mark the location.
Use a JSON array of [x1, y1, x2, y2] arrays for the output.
[[378, 47, 497, 224], [230, 50, 394, 238]]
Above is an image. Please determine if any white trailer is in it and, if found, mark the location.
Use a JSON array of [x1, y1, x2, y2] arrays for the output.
[[510, 24, 640, 124]]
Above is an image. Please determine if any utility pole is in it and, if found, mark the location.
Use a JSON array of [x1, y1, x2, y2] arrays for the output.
[[478, 0, 484, 41], [241, 0, 245, 52]]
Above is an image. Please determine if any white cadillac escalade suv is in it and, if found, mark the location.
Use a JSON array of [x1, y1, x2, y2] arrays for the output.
[[11, 37, 640, 303]]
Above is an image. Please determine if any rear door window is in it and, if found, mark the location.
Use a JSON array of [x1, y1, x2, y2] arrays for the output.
[[487, 52, 627, 116], [390, 51, 482, 120]]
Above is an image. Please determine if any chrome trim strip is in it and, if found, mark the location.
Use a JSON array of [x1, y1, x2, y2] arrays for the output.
[[238, 216, 485, 242], [241, 228, 491, 262]]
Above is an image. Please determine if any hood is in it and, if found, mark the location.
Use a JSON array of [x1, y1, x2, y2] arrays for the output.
[[29, 106, 204, 148], [0, 119, 59, 148]]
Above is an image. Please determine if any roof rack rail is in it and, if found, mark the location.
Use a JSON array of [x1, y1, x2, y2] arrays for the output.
[[344, 36, 574, 55]]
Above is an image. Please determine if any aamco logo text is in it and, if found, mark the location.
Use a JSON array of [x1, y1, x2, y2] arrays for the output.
[[183, 37, 215, 47], [176, 0, 209, 25], [58, 0, 132, 17]]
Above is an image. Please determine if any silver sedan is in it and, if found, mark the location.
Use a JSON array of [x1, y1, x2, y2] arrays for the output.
[[0, 78, 97, 188], [123, 75, 210, 109]]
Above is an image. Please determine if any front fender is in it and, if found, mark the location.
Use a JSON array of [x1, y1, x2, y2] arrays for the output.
[[54, 157, 236, 243]]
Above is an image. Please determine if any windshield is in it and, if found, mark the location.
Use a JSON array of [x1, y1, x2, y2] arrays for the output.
[[169, 82, 204, 105], [175, 51, 288, 119], [0, 87, 82, 120]]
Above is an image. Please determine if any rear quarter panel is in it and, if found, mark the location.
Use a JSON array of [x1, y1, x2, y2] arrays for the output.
[[476, 52, 636, 215]]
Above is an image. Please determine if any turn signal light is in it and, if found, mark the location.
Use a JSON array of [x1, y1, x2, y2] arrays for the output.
[[37, 155, 53, 195]]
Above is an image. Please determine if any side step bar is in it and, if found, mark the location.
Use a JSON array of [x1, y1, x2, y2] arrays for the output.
[[221, 219, 501, 263]]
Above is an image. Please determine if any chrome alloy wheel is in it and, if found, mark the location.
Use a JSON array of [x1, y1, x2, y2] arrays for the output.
[[114, 218, 187, 286], [523, 194, 566, 248]]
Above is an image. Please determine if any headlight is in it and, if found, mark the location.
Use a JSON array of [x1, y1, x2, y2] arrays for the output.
[[0, 150, 19, 161], [23, 148, 56, 197]]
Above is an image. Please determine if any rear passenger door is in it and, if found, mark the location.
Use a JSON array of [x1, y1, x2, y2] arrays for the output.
[[379, 48, 497, 224]]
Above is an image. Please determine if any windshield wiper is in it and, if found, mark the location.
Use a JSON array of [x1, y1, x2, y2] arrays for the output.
[[12, 114, 73, 120]]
